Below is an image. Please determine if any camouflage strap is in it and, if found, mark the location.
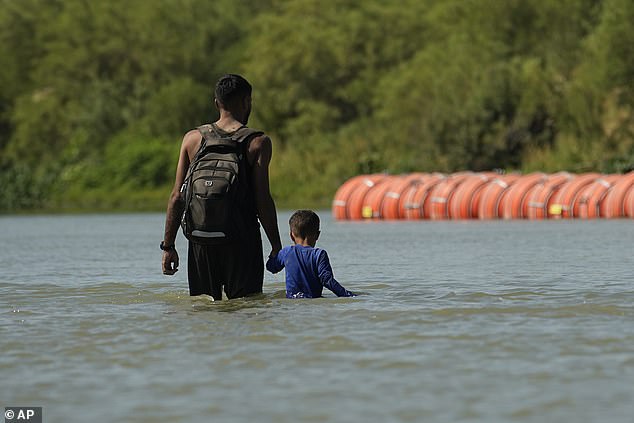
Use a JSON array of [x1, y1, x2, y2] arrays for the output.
[[197, 124, 263, 148]]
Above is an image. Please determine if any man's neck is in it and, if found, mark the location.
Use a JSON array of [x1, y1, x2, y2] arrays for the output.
[[215, 110, 246, 132], [215, 118, 243, 132]]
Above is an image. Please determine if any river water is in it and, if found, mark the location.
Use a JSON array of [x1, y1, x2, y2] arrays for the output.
[[1, 212, 633, 422]]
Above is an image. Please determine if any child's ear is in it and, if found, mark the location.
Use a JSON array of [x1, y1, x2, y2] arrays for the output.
[[290, 231, 295, 242]]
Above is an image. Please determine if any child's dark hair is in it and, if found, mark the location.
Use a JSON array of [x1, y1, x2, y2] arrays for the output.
[[214, 74, 252, 108], [289, 210, 320, 239]]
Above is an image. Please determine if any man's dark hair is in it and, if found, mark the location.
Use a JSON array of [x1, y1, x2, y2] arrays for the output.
[[289, 210, 320, 239], [215, 74, 252, 109]]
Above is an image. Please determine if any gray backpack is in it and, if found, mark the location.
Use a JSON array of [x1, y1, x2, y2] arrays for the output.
[[180, 124, 262, 245]]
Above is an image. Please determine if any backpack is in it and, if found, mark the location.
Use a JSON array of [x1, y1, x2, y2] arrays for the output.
[[180, 124, 263, 245]]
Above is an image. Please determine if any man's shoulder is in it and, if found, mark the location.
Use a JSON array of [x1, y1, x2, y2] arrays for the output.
[[180, 129, 203, 159], [183, 128, 203, 146], [247, 131, 270, 148], [237, 125, 265, 137], [245, 130, 272, 165]]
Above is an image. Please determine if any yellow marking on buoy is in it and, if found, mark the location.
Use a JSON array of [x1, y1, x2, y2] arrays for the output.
[[362, 206, 374, 219], [549, 204, 562, 215]]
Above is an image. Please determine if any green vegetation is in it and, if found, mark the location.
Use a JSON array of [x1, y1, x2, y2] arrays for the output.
[[1, 0, 632, 212]]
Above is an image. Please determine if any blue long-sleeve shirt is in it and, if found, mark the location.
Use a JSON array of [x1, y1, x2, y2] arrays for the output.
[[266, 245, 355, 298]]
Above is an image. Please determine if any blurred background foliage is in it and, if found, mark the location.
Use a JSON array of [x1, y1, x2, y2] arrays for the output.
[[0, 0, 632, 212]]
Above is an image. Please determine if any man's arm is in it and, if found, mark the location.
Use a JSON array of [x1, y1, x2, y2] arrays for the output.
[[161, 130, 200, 275], [249, 135, 283, 256]]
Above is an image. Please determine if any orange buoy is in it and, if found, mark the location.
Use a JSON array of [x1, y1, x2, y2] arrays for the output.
[[574, 175, 620, 218], [501, 173, 547, 219], [469, 172, 500, 219], [624, 184, 634, 218], [549, 173, 600, 218], [398, 181, 422, 220], [332, 176, 366, 220], [521, 182, 544, 218], [525, 172, 572, 220], [428, 172, 472, 220], [448, 173, 492, 219], [477, 174, 520, 219], [361, 176, 400, 219], [400, 173, 445, 219], [382, 173, 427, 219], [333, 171, 633, 220], [600, 172, 634, 218], [346, 174, 388, 220]]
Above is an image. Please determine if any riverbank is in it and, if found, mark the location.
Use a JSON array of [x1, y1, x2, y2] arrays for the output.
[[3, 186, 331, 215]]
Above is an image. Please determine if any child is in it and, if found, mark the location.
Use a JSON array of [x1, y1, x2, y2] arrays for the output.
[[266, 210, 355, 298]]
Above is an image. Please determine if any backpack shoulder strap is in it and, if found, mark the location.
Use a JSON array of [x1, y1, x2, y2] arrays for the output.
[[196, 124, 263, 147], [193, 124, 237, 158], [197, 124, 215, 146], [196, 124, 229, 149], [230, 126, 264, 143]]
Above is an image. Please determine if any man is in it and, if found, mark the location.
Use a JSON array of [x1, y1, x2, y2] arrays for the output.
[[161, 74, 282, 300]]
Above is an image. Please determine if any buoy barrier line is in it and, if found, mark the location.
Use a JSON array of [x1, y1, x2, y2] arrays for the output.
[[601, 172, 634, 218], [346, 174, 388, 220], [477, 177, 510, 220], [401, 174, 445, 219], [575, 175, 620, 219], [529, 172, 573, 220], [449, 173, 491, 219], [522, 183, 545, 218], [549, 173, 600, 219], [332, 175, 366, 220], [624, 185, 634, 218], [396, 175, 429, 220], [524, 172, 573, 220], [429, 173, 472, 220], [501, 172, 547, 219], [332, 171, 634, 220], [381, 174, 427, 219], [381, 188, 406, 220], [480, 174, 522, 220], [361, 176, 403, 219]]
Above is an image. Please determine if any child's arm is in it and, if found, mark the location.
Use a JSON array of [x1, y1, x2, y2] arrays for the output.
[[266, 247, 287, 274], [317, 250, 356, 297]]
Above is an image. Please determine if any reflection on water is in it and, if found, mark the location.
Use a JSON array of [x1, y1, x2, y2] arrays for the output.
[[1, 213, 633, 423]]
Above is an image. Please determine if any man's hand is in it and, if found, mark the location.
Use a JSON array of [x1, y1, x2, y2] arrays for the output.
[[162, 250, 179, 275]]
